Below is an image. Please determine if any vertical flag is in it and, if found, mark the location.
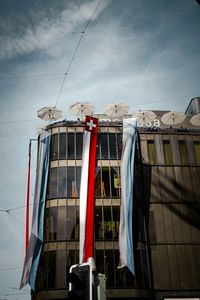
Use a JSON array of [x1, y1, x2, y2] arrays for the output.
[[119, 117, 137, 275], [79, 116, 98, 263], [25, 140, 31, 251], [20, 131, 51, 290]]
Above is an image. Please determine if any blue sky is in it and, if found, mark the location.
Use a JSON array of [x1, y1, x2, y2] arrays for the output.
[[0, 0, 200, 299]]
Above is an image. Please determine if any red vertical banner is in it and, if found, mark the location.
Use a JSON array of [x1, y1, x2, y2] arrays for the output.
[[25, 141, 31, 251], [79, 116, 98, 263], [84, 116, 98, 262]]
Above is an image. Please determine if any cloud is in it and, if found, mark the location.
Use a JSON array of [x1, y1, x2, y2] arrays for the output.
[[0, 0, 110, 61]]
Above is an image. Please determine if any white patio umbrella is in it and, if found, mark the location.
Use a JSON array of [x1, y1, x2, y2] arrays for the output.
[[132, 110, 156, 124], [190, 113, 200, 126], [161, 111, 186, 125], [69, 102, 95, 117], [37, 106, 63, 121], [104, 103, 129, 118]]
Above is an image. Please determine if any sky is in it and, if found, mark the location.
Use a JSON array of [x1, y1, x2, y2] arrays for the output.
[[0, 0, 200, 299]]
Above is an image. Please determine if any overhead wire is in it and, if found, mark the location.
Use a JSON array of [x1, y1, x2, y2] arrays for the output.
[[55, 0, 102, 107], [0, 203, 33, 213]]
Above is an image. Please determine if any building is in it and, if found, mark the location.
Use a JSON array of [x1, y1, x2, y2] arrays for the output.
[[31, 100, 200, 300]]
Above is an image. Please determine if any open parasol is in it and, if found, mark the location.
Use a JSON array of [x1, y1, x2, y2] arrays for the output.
[[190, 113, 200, 126], [69, 102, 95, 117], [104, 103, 129, 118], [37, 106, 63, 121], [132, 110, 156, 125], [161, 111, 186, 125]]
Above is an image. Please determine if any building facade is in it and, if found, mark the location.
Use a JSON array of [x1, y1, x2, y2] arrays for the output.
[[32, 105, 200, 300]]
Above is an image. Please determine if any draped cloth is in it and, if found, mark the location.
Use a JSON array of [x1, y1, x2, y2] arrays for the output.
[[119, 118, 137, 275], [79, 116, 98, 263], [20, 131, 51, 290]]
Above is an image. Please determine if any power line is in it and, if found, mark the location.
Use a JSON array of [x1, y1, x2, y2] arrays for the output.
[[55, 0, 102, 107], [0, 267, 21, 272], [0, 72, 63, 80], [0, 203, 33, 213], [0, 285, 29, 292]]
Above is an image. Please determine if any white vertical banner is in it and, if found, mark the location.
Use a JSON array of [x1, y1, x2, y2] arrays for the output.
[[119, 117, 137, 275]]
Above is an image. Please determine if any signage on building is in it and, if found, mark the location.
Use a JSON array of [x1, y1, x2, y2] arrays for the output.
[[94, 114, 161, 127]]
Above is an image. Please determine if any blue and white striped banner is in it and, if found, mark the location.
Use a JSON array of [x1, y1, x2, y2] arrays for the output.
[[20, 131, 51, 290], [119, 117, 137, 275]]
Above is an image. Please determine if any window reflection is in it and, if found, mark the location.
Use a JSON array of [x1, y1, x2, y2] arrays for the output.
[[194, 141, 200, 165], [50, 134, 58, 160], [59, 133, 66, 159], [67, 133, 75, 159], [47, 168, 57, 199], [66, 206, 76, 240], [163, 140, 173, 165], [117, 133, 122, 159], [100, 133, 108, 159], [45, 207, 57, 241], [95, 167, 120, 198], [179, 140, 188, 165], [58, 167, 66, 198], [109, 133, 117, 159], [112, 206, 120, 240], [76, 133, 83, 159], [94, 206, 120, 241], [47, 167, 81, 199], [104, 206, 112, 239], [148, 140, 157, 164], [95, 206, 103, 240]]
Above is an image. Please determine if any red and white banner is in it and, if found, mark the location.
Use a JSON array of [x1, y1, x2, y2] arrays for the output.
[[79, 116, 98, 263]]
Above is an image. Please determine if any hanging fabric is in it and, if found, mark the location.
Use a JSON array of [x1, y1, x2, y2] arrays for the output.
[[119, 117, 137, 275], [20, 131, 51, 290]]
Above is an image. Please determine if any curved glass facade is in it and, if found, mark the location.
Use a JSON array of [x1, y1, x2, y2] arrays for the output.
[[33, 123, 151, 299], [33, 122, 200, 300]]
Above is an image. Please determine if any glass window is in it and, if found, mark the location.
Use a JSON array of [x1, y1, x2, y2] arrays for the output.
[[66, 206, 76, 240], [76, 167, 81, 196], [112, 206, 120, 240], [117, 133, 123, 159], [102, 167, 111, 197], [50, 134, 58, 160], [45, 207, 57, 241], [56, 249, 66, 288], [47, 168, 57, 199], [95, 249, 105, 275], [76, 133, 83, 159], [100, 133, 108, 159], [36, 252, 46, 290], [59, 133, 66, 159], [67, 167, 76, 197], [66, 250, 77, 287], [67, 133, 75, 159], [148, 140, 157, 164], [110, 167, 120, 197], [48, 251, 56, 288], [163, 140, 173, 165], [105, 250, 115, 287], [109, 133, 117, 159], [96, 134, 100, 159], [104, 206, 112, 239], [148, 210, 156, 243], [179, 140, 188, 165], [194, 141, 200, 165], [95, 167, 110, 197], [57, 207, 67, 240], [58, 167, 66, 198], [95, 206, 103, 240]]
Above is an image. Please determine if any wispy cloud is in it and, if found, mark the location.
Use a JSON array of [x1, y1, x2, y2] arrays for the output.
[[0, 0, 110, 61]]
